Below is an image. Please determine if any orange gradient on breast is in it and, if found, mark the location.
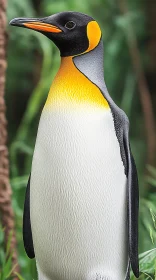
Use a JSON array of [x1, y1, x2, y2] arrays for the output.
[[45, 57, 109, 109]]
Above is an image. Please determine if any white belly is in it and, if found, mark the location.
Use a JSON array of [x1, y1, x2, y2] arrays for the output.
[[30, 105, 128, 280]]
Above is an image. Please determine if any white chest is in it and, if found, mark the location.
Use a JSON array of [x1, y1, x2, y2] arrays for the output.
[[30, 106, 128, 280]]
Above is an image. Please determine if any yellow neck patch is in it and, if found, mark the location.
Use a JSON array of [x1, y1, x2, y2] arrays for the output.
[[45, 56, 109, 110]]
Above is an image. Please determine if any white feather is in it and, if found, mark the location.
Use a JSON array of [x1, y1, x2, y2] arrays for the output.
[[31, 105, 128, 280]]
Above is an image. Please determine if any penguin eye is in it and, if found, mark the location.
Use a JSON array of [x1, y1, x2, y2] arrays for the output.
[[65, 21, 76, 30]]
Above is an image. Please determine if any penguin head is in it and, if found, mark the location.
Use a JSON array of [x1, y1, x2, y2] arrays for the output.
[[10, 11, 102, 57]]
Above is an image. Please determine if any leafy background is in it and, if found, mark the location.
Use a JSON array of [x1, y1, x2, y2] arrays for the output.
[[1, 0, 156, 279]]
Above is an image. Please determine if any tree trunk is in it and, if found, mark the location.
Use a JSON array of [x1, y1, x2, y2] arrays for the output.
[[0, 0, 20, 277]]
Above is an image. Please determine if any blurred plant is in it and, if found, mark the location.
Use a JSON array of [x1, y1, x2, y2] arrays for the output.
[[131, 249, 156, 280], [0, 226, 24, 280]]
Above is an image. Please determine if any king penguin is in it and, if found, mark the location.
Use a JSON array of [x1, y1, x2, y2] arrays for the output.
[[10, 11, 139, 280]]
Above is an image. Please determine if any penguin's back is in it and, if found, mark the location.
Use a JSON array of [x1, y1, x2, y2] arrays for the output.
[[30, 103, 128, 280]]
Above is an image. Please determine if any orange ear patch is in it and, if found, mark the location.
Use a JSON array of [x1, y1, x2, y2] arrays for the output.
[[87, 21, 102, 52], [23, 22, 62, 33]]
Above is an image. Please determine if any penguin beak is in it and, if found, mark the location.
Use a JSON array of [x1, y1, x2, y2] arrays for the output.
[[9, 17, 62, 33]]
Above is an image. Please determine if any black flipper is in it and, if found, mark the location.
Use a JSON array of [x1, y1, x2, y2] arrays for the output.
[[23, 176, 35, 258], [123, 124, 139, 278]]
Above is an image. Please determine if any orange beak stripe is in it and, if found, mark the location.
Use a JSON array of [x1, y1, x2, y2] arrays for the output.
[[23, 22, 62, 33]]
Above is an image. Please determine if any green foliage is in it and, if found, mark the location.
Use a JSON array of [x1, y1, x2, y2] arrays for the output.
[[130, 249, 156, 280], [2, 0, 156, 279], [0, 227, 24, 280]]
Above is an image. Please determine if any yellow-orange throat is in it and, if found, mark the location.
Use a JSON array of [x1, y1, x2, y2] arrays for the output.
[[45, 56, 109, 109]]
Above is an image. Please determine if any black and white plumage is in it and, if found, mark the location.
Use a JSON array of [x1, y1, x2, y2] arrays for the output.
[[10, 11, 139, 280]]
